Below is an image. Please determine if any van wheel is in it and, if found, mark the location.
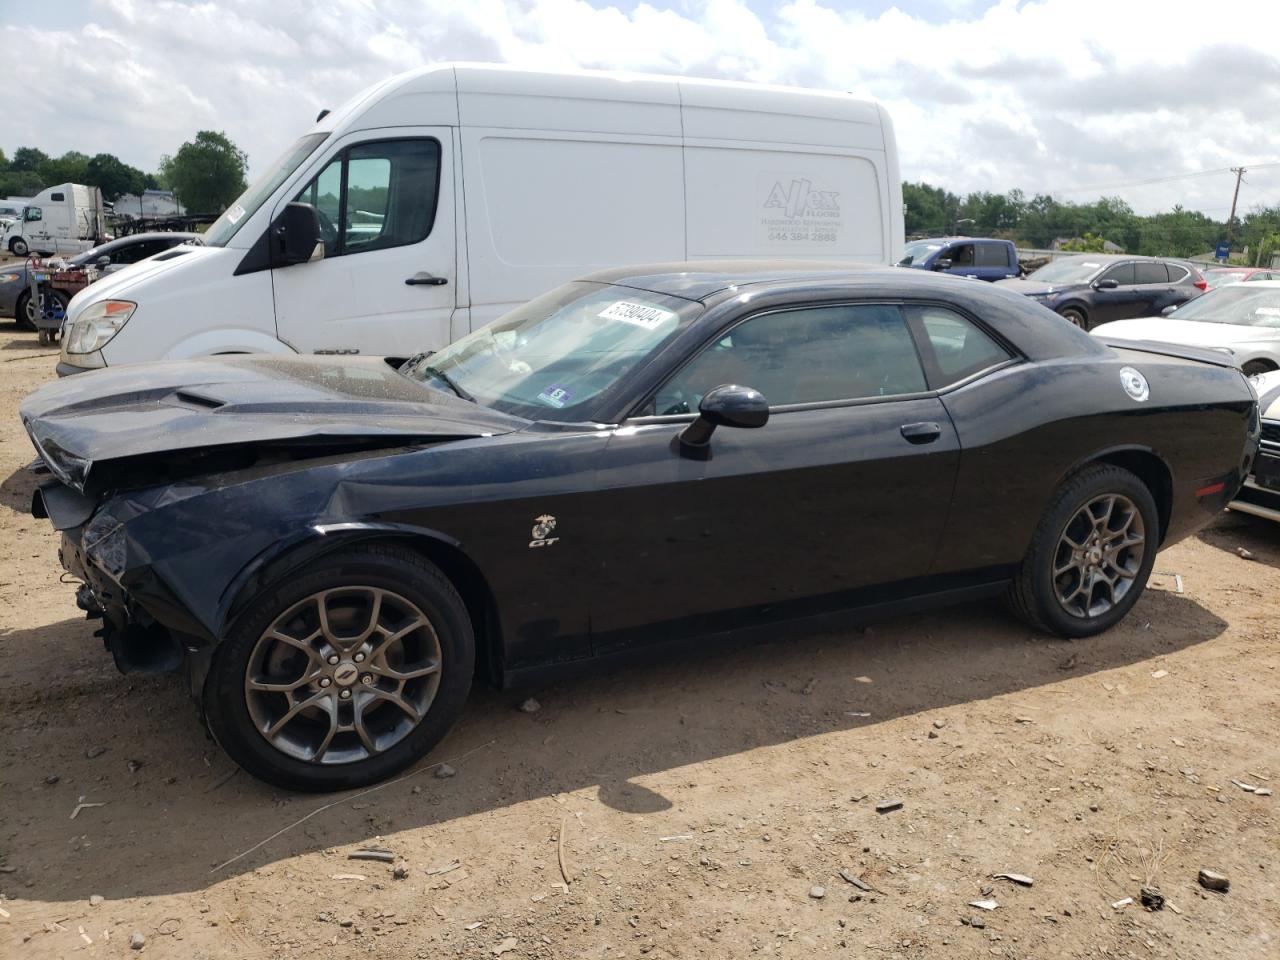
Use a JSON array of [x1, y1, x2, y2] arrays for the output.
[[9, 237, 28, 257], [1008, 464, 1158, 638], [203, 544, 475, 792]]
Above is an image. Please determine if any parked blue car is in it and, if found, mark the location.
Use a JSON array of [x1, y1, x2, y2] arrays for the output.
[[897, 237, 1020, 282]]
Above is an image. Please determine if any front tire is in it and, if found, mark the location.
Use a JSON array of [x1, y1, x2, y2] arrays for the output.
[[9, 237, 28, 257], [204, 544, 475, 792], [1008, 464, 1158, 638], [1059, 306, 1088, 329]]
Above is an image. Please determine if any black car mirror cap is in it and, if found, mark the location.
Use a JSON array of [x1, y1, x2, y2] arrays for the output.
[[933, 259, 953, 271], [678, 384, 769, 451], [275, 202, 324, 266], [1094, 278, 1120, 290], [1161, 303, 1179, 317]]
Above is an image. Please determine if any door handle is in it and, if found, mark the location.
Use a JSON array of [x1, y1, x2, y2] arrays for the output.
[[900, 421, 942, 444], [405, 272, 448, 286]]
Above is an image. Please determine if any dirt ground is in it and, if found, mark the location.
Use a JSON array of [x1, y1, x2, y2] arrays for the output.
[[0, 318, 1277, 960]]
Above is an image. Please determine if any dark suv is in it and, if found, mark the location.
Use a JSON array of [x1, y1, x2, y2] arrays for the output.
[[995, 254, 1206, 329]]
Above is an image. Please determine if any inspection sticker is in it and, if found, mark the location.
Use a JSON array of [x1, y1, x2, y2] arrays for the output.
[[537, 384, 573, 409], [225, 202, 246, 224], [599, 300, 675, 330]]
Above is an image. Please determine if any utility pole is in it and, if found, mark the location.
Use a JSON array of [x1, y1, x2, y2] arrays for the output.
[[1227, 166, 1246, 240]]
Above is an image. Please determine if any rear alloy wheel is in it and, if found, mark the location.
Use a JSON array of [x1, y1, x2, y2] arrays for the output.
[[204, 544, 474, 791], [1008, 464, 1158, 637], [1059, 307, 1088, 329]]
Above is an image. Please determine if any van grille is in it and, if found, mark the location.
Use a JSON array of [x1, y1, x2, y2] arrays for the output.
[[1262, 420, 1280, 445]]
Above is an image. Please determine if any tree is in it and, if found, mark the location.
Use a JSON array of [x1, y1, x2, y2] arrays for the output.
[[160, 131, 248, 213], [0, 148, 7, 171], [38, 150, 90, 185], [902, 181, 960, 236], [10, 146, 49, 172], [1059, 232, 1109, 253], [85, 153, 148, 201]]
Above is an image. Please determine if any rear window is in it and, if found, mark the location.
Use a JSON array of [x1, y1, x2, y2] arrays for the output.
[[1135, 262, 1168, 284], [1166, 264, 1189, 283], [975, 242, 1010, 267]]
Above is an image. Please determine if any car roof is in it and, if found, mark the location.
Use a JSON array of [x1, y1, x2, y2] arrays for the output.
[[579, 260, 891, 300]]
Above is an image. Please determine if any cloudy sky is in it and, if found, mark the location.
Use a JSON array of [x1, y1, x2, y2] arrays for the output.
[[7, 0, 1280, 217]]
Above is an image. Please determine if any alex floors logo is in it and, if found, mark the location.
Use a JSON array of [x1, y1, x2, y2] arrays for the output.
[[763, 178, 841, 219], [760, 176, 843, 245]]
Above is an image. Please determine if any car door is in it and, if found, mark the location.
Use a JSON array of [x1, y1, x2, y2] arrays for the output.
[[271, 130, 457, 357], [945, 242, 978, 278], [974, 241, 1017, 281], [1089, 261, 1137, 324], [1131, 261, 1176, 316], [585, 301, 962, 655]]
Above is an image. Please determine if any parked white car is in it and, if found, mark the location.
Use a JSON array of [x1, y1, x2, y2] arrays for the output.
[[58, 63, 903, 375], [1231, 367, 1280, 522], [1091, 281, 1280, 378]]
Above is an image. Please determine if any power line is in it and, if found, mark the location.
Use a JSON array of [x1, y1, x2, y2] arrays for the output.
[[1054, 161, 1280, 196]]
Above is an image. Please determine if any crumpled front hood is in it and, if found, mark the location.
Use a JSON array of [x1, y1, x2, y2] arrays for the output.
[[20, 355, 525, 494]]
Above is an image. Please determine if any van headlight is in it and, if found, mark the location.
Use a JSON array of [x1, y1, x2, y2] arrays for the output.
[[66, 300, 136, 354]]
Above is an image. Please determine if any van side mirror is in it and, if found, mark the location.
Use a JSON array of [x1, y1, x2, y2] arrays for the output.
[[1094, 278, 1120, 290], [678, 384, 769, 454], [275, 202, 323, 266], [932, 259, 953, 271]]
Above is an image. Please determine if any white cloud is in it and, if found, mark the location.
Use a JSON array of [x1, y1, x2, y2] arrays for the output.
[[5, 0, 1280, 215]]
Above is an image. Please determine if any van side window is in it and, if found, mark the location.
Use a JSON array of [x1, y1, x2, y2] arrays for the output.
[[292, 139, 440, 258]]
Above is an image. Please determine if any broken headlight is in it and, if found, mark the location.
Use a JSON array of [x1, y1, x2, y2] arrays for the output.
[[66, 299, 136, 354]]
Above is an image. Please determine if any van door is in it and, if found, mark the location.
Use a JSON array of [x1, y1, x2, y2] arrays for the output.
[[271, 130, 457, 357]]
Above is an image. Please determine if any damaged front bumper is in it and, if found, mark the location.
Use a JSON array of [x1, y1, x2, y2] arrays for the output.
[[34, 478, 191, 679]]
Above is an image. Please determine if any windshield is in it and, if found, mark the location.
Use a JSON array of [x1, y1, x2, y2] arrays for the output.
[[899, 240, 944, 265], [1168, 285, 1280, 327], [402, 282, 702, 421], [1204, 270, 1249, 289], [202, 132, 328, 247], [1027, 257, 1107, 285]]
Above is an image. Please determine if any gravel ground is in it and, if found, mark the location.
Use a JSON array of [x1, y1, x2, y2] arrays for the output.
[[0, 320, 1277, 959]]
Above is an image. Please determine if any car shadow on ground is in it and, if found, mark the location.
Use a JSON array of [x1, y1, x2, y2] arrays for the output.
[[0, 464, 36, 515], [0, 587, 1226, 902], [1196, 509, 1278, 569]]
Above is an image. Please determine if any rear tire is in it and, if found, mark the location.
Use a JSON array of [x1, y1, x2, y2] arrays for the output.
[[204, 543, 475, 792], [1059, 306, 1088, 329], [1008, 464, 1158, 638]]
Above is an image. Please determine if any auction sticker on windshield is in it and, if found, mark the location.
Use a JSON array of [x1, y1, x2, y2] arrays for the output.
[[537, 384, 574, 409], [599, 301, 676, 331]]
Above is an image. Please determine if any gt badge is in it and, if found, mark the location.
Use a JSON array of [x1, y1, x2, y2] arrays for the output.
[[1119, 366, 1149, 403], [530, 515, 559, 548]]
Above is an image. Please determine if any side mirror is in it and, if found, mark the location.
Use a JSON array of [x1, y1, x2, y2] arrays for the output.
[[679, 384, 769, 453], [1094, 278, 1120, 290], [932, 258, 953, 271], [95, 255, 110, 268], [274, 202, 323, 266], [1161, 304, 1179, 317]]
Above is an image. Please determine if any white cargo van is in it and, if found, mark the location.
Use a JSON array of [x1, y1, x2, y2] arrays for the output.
[[58, 64, 902, 375], [4, 183, 105, 258]]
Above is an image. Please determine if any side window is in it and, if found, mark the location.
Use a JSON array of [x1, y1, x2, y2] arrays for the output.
[[24, 206, 42, 222], [975, 242, 1010, 267], [1100, 262, 1134, 285], [292, 139, 440, 258], [1135, 262, 1168, 284], [50, 192, 65, 202], [1166, 264, 1188, 283], [948, 243, 975, 267], [653, 304, 927, 414], [907, 305, 1012, 387]]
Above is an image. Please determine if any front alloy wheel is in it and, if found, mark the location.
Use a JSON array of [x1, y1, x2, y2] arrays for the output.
[[205, 544, 474, 792], [245, 587, 443, 765]]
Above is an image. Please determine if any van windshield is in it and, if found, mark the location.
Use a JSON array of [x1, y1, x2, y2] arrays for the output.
[[203, 133, 328, 247], [402, 282, 702, 421]]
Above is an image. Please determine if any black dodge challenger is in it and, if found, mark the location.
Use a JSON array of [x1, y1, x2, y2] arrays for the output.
[[20, 262, 1260, 791]]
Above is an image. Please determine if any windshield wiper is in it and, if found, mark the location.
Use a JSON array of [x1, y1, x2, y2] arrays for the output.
[[420, 364, 475, 402]]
